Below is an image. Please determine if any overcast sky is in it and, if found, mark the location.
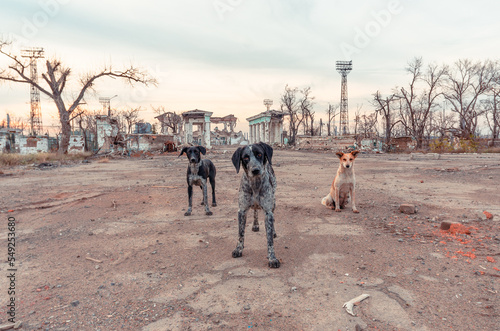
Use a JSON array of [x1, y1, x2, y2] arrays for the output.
[[1, 0, 499, 133]]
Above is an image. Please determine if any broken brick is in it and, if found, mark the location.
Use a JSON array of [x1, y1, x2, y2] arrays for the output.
[[483, 211, 493, 220]]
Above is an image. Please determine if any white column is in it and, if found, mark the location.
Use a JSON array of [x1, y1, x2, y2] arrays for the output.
[[249, 124, 254, 144], [279, 120, 283, 144], [204, 119, 211, 149], [264, 121, 270, 143], [185, 119, 193, 144]]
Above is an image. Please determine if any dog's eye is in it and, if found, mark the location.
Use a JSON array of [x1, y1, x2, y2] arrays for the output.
[[257, 153, 262, 158], [350, 158, 353, 161]]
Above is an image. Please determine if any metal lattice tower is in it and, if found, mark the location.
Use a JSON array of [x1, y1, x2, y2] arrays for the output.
[[21, 47, 45, 136], [336, 60, 352, 136]]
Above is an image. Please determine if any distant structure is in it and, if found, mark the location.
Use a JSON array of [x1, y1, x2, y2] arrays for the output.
[[99, 95, 117, 116], [263, 99, 273, 111], [182, 109, 213, 148], [21, 47, 44, 136], [336, 60, 352, 136], [247, 101, 284, 145]]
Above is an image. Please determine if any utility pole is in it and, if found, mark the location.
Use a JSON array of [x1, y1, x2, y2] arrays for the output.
[[21, 47, 44, 136], [336, 60, 352, 136]]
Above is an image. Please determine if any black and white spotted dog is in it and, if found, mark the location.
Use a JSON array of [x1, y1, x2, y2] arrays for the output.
[[231, 142, 280, 268], [179, 146, 216, 216]]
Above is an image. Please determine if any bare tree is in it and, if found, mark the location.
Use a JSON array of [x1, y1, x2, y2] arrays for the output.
[[483, 85, 500, 144], [299, 87, 315, 136], [0, 41, 157, 153], [7, 115, 29, 133], [443, 59, 499, 138], [152, 106, 182, 134], [353, 104, 363, 137], [398, 57, 446, 148], [358, 113, 378, 139], [371, 91, 401, 150], [325, 103, 339, 136], [280, 85, 303, 145], [120, 107, 142, 134]]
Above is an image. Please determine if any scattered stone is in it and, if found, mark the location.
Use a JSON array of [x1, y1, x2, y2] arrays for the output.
[[70, 300, 80, 307], [440, 221, 455, 231], [399, 204, 416, 214], [483, 211, 493, 220]]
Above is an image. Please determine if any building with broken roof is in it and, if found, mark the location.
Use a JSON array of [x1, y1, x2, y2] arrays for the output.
[[247, 110, 284, 145]]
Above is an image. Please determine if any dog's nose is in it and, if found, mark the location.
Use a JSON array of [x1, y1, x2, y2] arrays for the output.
[[345, 164, 350, 168], [251, 168, 260, 175], [190, 158, 196, 163]]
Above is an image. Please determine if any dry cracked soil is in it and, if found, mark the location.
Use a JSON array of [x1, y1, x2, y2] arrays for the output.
[[0, 148, 499, 331]]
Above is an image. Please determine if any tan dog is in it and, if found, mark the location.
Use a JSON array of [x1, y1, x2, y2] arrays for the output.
[[321, 150, 360, 213]]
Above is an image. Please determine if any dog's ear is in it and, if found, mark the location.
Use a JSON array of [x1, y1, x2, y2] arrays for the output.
[[179, 147, 188, 157], [335, 151, 344, 159], [351, 150, 360, 158], [197, 145, 207, 155], [258, 142, 273, 165], [232, 147, 243, 173]]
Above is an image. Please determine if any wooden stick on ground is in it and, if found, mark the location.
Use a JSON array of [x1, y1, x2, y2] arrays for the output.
[[342, 293, 370, 316], [85, 257, 103, 263]]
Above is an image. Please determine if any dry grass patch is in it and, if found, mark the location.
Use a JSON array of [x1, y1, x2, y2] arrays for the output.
[[0, 152, 91, 167]]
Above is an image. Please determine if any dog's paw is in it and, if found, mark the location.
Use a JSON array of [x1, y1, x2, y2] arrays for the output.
[[212, 203, 217, 207], [184, 211, 191, 216], [232, 249, 242, 258], [206, 211, 213, 216], [252, 225, 259, 232], [335, 208, 341, 212], [353, 209, 359, 213], [268, 258, 280, 268]]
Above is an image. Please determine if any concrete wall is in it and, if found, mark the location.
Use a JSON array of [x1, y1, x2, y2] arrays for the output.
[[68, 135, 85, 153], [18, 136, 49, 154], [96, 116, 120, 153], [126, 134, 175, 152], [0, 135, 10, 152]]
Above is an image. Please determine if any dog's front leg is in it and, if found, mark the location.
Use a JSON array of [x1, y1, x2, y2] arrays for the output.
[[202, 180, 212, 215], [351, 186, 359, 213], [210, 177, 217, 207], [264, 211, 280, 268], [232, 208, 248, 258], [252, 209, 259, 232], [185, 185, 193, 216], [334, 187, 341, 212]]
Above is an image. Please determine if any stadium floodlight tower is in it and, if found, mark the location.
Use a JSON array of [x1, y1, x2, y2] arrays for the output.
[[21, 47, 45, 136], [336, 60, 352, 136], [263, 99, 273, 111]]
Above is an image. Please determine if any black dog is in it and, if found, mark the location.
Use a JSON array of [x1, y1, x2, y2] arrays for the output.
[[231, 142, 279, 268], [179, 146, 216, 216]]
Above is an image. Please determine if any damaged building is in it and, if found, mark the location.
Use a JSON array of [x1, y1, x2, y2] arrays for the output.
[[247, 110, 284, 145]]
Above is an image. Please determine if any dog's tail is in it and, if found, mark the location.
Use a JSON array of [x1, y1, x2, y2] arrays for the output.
[[321, 193, 335, 208]]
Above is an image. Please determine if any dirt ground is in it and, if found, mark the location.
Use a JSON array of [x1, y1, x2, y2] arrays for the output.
[[0, 147, 499, 331]]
